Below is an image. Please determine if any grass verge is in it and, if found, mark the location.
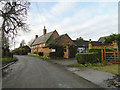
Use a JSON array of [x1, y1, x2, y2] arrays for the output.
[[27, 54, 51, 60], [1, 57, 18, 65], [70, 62, 119, 75], [91, 64, 119, 75]]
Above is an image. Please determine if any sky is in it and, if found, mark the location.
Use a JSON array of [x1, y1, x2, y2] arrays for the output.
[[1, 0, 118, 49]]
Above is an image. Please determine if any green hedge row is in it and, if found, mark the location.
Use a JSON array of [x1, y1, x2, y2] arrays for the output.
[[89, 49, 101, 62], [12, 45, 31, 55], [76, 52, 99, 64], [2, 48, 13, 58]]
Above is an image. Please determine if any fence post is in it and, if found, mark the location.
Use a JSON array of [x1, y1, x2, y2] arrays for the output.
[[101, 49, 104, 63], [104, 46, 106, 61]]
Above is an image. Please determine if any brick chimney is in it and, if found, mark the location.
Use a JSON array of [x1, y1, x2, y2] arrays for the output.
[[35, 35, 38, 39], [43, 26, 47, 35]]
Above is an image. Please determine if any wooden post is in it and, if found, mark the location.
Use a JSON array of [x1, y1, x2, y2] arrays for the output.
[[101, 49, 104, 63], [114, 52, 116, 63], [104, 46, 106, 61]]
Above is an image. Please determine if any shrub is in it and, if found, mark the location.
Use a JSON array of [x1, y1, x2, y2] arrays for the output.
[[76, 52, 99, 64], [38, 52, 43, 56], [69, 46, 78, 58], [34, 52, 37, 54], [12, 46, 30, 55], [40, 56, 51, 60], [89, 49, 101, 62]]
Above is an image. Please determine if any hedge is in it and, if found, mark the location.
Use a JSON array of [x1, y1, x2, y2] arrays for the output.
[[76, 52, 99, 64], [89, 49, 101, 62], [69, 46, 78, 58], [12, 45, 30, 55], [2, 48, 13, 58]]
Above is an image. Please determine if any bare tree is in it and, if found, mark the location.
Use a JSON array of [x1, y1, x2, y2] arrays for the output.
[[28, 38, 34, 47], [0, 0, 30, 39], [20, 39, 26, 47]]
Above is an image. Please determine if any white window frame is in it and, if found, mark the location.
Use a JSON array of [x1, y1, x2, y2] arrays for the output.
[[52, 49, 56, 52]]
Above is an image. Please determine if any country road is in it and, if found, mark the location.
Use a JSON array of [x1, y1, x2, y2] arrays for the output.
[[3, 55, 101, 88]]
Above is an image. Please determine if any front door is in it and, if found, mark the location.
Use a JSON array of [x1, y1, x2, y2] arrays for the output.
[[64, 45, 69, 58]]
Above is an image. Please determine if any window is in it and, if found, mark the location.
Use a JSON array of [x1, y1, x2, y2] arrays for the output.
[[43, 44, 45, 46], [52, 49, 56, 52], [64, 48, 66, 52]]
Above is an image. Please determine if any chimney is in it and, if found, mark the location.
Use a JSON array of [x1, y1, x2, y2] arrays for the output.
[[43, 26, 47, 35], [35, 35, 38, 39]]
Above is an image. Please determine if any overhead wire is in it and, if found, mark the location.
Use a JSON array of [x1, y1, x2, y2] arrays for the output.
[[35, 2, 45, 27]]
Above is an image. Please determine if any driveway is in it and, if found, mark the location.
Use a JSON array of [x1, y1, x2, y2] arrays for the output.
[[3, 55, 101, 88]]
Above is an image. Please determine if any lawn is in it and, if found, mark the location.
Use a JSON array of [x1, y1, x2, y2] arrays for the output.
[[90, 64, 119, 75], [1, 57, 17, 65], [70, 63, 119, 75], [2, 57, 13, 63]]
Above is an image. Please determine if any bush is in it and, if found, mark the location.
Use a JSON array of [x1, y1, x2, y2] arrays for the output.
[[69, 46, 78, 58], [40, 56, 51, 60], [34, 52, 37, 54], [38, 52, 43, 56], [89, 49, 101, 62], [76, 52, 99, 64]]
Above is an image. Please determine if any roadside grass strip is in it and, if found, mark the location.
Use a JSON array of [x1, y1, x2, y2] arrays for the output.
[[2, 57, 13, 63], [70, 62, 119, 75], [91, 64, 119, 75]]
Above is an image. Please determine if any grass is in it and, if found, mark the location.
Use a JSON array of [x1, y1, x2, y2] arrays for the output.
[[40, 56, 51, 60], [71, 62, 119, 75], [1, 57, 17, 64], [27, 54, 39, 57], [70, 63, 85, 67], [91, 64, 119, 75], [2, 57, 13, 62], [27, 54, 51, 60]]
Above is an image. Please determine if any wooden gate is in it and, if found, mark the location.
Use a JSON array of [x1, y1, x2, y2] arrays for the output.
[[101, 47, 120, 63]]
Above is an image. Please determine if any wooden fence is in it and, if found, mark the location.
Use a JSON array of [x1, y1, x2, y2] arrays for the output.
[[101, 47, 120, 63]]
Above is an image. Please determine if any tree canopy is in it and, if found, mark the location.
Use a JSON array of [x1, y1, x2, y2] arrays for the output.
[[103, 34, 120, 45], [76, 37, 84, 41]]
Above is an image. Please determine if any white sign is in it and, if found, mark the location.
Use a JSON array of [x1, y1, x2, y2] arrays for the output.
[[52, 49, 56, 52]]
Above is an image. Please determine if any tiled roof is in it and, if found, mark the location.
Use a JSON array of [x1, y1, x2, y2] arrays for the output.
[[45, 34, 66, 47], [73, 40, 89, 48], [73, 40, 102, 47], [91, 41, 102, 46], [32, 31, 54, 45], [98, 36, 108, 42]]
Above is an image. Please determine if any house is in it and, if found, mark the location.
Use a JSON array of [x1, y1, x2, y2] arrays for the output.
[[73, 39, 102, 53], [98, 36, 108, 43], [30, 26, 77, 58], [45, 34, 77, 58], [73, 40, 89, 53], [31, 26, 59, 56]]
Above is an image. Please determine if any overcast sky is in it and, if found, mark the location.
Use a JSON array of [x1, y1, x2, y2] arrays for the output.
[[4, 0, 118, 49]]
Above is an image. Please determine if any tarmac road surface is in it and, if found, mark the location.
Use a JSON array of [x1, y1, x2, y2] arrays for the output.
[[3, 55, 101, 88]]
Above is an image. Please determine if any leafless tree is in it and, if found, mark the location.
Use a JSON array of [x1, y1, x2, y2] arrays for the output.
[[0, 0, 30, 39], [20, 39, 26, 47]]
